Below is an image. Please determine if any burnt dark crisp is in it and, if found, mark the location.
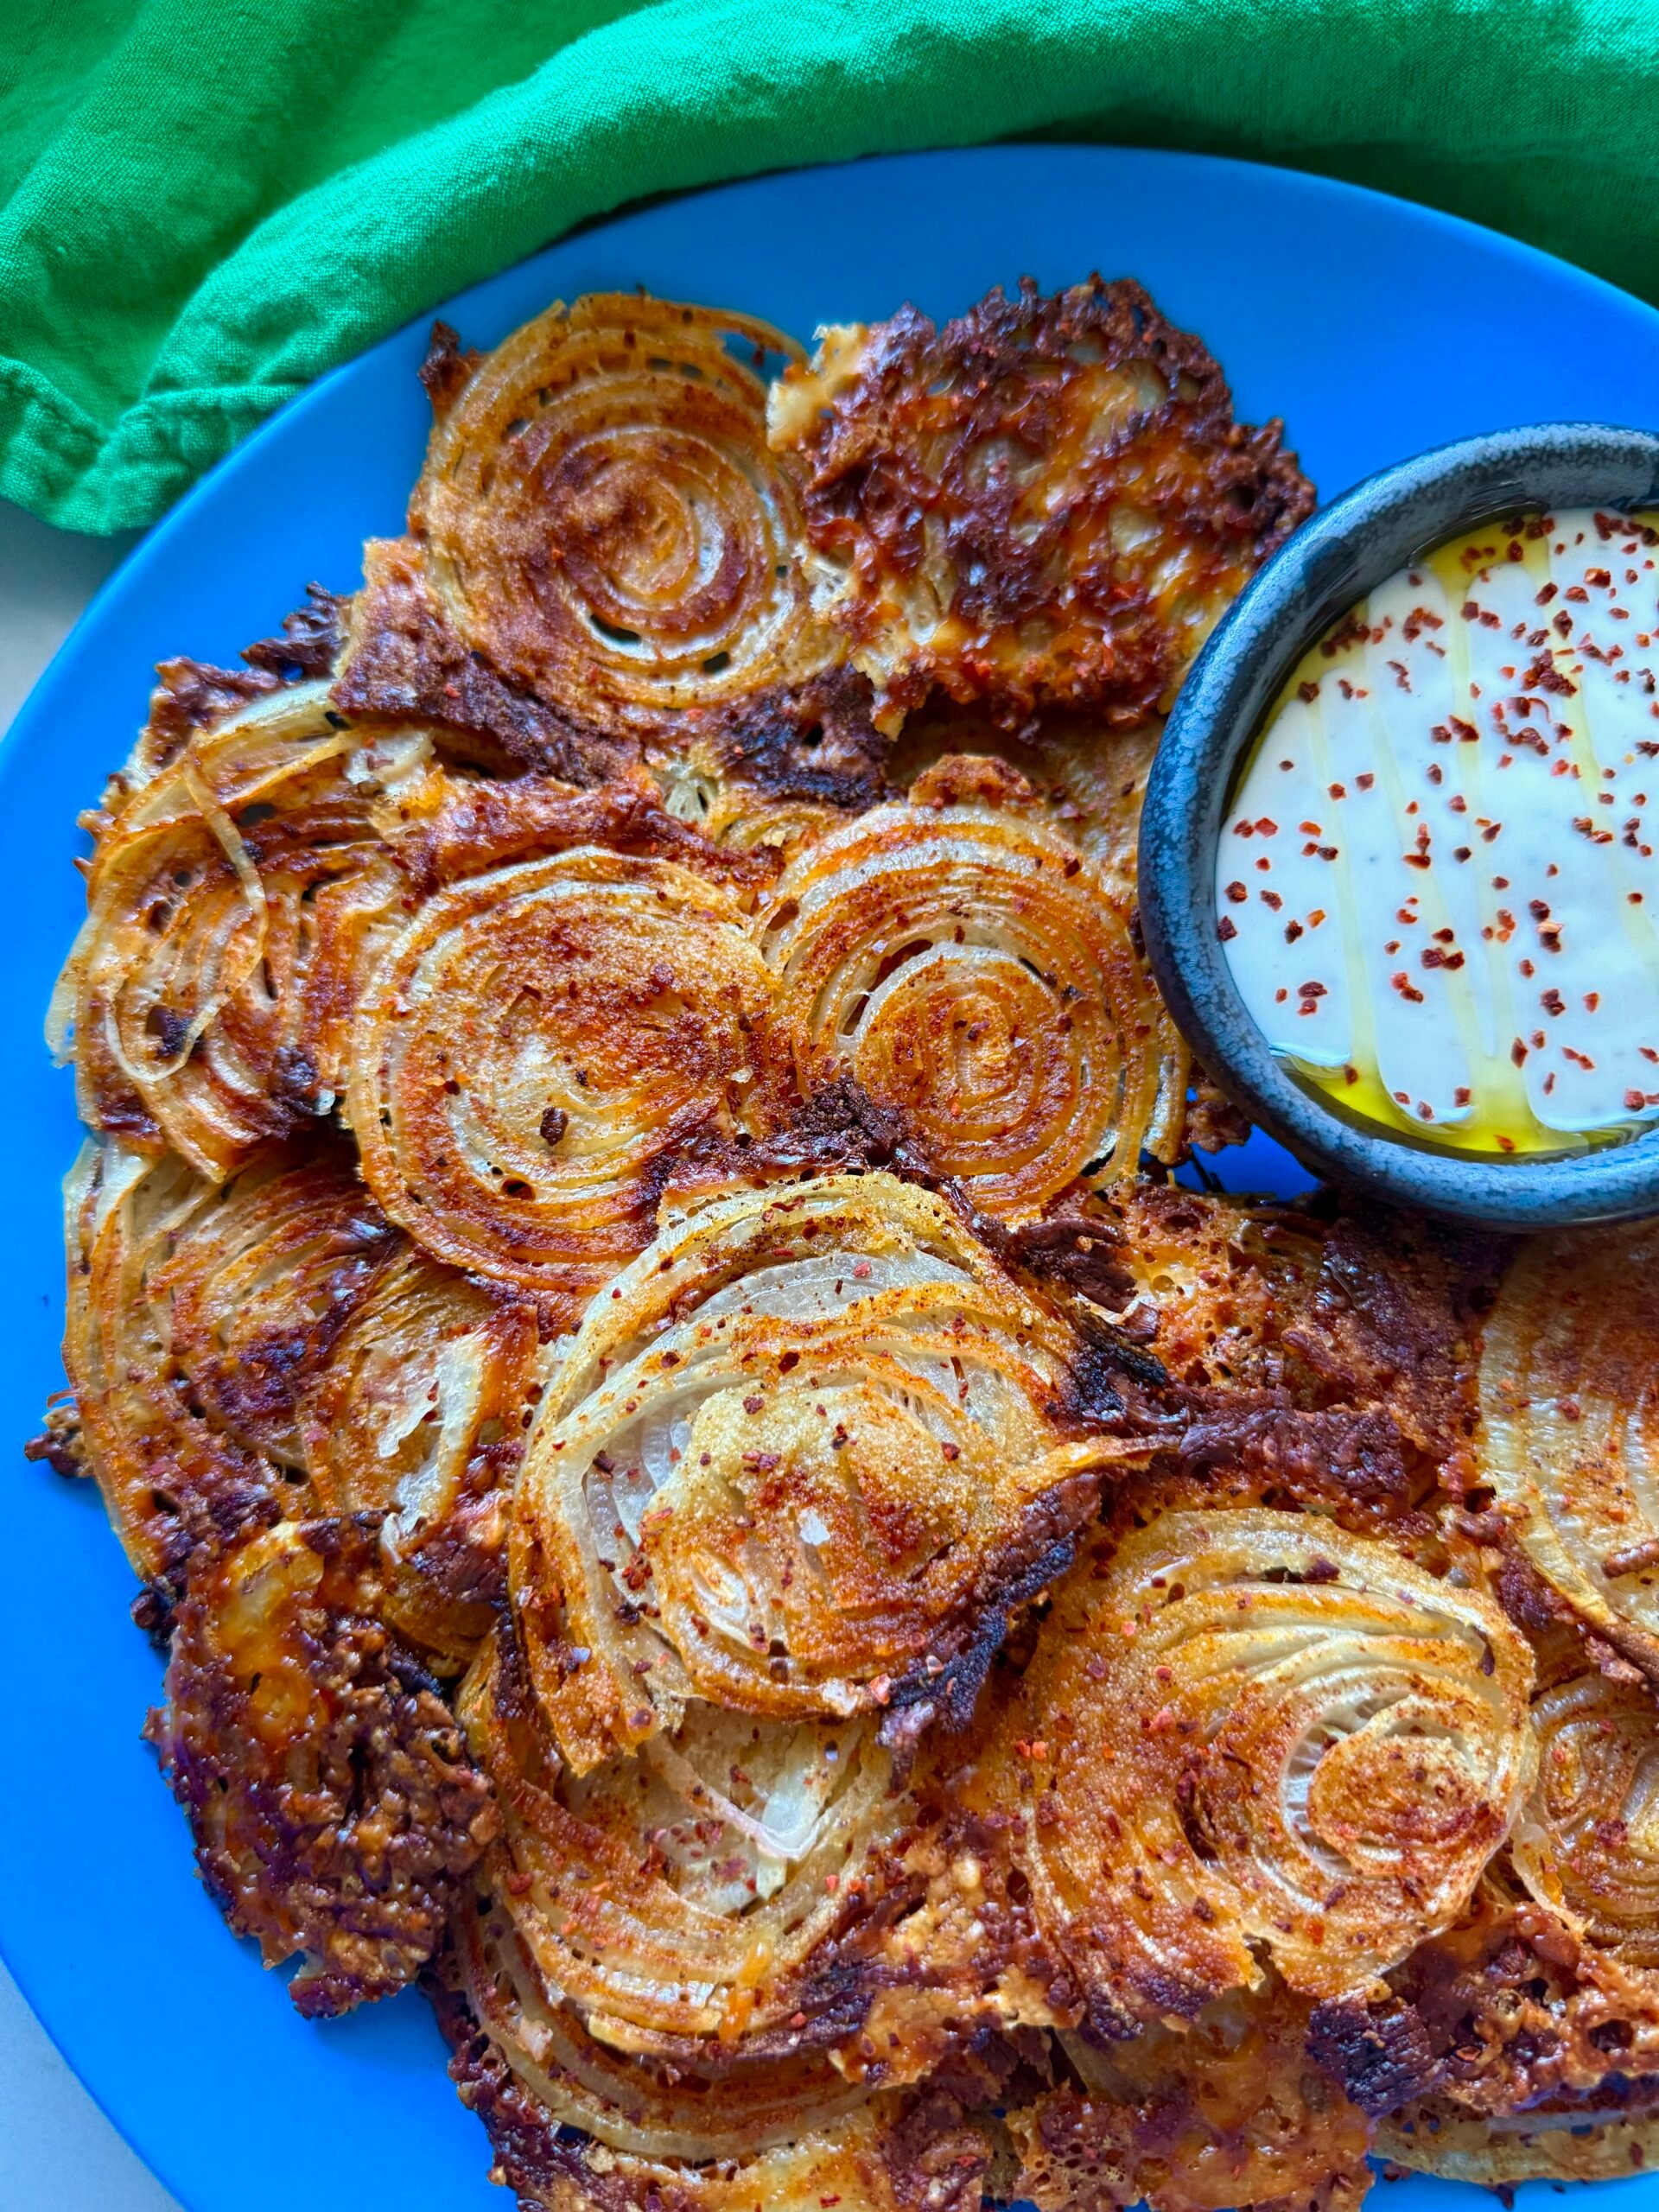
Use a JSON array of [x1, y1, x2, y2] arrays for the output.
[[769, 276, 1314, 731], [147, 1515, 495, 2015], [41, 274, 1659, 2212], [332, 534, 632, 781]]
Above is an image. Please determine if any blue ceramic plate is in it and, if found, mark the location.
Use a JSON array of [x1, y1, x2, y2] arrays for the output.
[[6, 146, 1659, 2212]]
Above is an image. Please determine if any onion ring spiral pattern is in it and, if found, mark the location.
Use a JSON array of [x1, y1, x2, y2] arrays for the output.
[[979, 1510, 1534, 2018], [1478, 1224, 1659, 1666], [461, 1625, 908, 2058], [755, 766, 1185, 1215], [512, 1172, 1128, 1770], [60, 1138, 392, 1579], [346, 849, 792, 1310], [49, 683, 430, 1179], [1512, 1660, 1659, 1969], [303, 1254, 550, 1664], [413, 295, 835, 738]]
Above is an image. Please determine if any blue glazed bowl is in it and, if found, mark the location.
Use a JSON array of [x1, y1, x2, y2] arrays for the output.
[[1139, 422, 1659, 1230]]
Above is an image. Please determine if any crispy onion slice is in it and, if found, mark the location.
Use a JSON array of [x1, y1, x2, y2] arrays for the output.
[[149, 1514, 494, 2014], [1478, 1224, 1659, 1666], [1376, 2094, 1659, 2184], [60, 1138, 387, 1580], [451, 1891, 874, 2158], [976, 1510, 1533, 2019], [347, 849, 791, 1307], [754, 766, 1185, 1213], [441, 1921, 991, 2212], [412, 295, 836, 739], [1007, 1986, 1375, 2212], [49, 682, 429, 1177], [768, 279, 1313, 732], [1511, 1656, 1659, 1968], [461, 1624, 908, 2056], [156, 1143, 396, 1465], [303, 1253, 551, 1663], [512, 1171, 1129, 1770]]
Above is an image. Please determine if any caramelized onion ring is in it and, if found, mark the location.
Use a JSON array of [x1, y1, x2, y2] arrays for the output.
[[755, 775, 1184, 1212], [979, 1509, 1533, 2017], [49, 684, 427, 1177], [347, 849, 791, 1308], [60, 1138, 386, 1579], [303, 1252, 549, 1664], [414, 295, 834, 738], [1478, 1224, 1659, 1665], [1376, 2097, 1659, 2185], [512, 1172, 1128, 1770], [1512, 1660, 1659, 1968], [461, 1626, 906, 2056]]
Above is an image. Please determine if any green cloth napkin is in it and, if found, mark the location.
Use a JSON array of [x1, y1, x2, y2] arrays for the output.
[[4, 0, 1657, 534]]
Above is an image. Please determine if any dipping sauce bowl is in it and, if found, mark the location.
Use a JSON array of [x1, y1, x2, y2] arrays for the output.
[[1140, 423, 1659, 1228]]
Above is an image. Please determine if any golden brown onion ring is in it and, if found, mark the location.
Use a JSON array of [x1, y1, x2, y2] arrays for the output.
[[1376, 2095, 1659, 2184], [1512, 1656, 1659, 1969], [413, 295, 836, 740], [60, 1138, 388, 1580], [974, 1509, 1534, 2020], [156, 1143, 396, 1465], [347, 849, 792, 1310], [1478, 1224, 1659, 1667], [755, 765, 1185, 1214], [49, 683, 429, 1177], [440, 1916, 990, 2212], [303, 1252, 551, 1665], [461, 1625, 908, 2058], [512, 1171, 1135, 1770]]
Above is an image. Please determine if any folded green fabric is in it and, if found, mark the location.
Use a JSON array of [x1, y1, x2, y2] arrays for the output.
[[3, 0, 1657, 534]]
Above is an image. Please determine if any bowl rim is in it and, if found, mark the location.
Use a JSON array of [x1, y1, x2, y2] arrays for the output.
[[1139, 419, 1659, 1229]]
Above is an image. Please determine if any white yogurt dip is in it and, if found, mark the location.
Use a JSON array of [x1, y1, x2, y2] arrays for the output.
[[1217, 508, 1659, 1155]]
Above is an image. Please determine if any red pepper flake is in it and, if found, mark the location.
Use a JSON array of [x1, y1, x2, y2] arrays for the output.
[[1357, 772, 1375, 790], [1298, 679, 1319, 703], [1536, 582, 1558, 604], [1585, 992, 1600, 1012], [1262, 890, 1283, 911], [1496, 1135, 1517, 1153], [1541, 988, 1566, 1016], [1224, 880, 1248, 903], [1254, 817, 1278, 836], [1217, 915, 1237, 942], [1327, 782, 1346, 799], [1455, 1085, 1471, 1106], [1510, 1039, 1529, 1066], [1390, 972, 1426, 1003], [1284, 919, 1304, 942], [1299, 981, 1326, 998]]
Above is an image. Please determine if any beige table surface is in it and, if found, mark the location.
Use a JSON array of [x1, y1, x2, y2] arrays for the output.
[[1, 493, 182, 2212]]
